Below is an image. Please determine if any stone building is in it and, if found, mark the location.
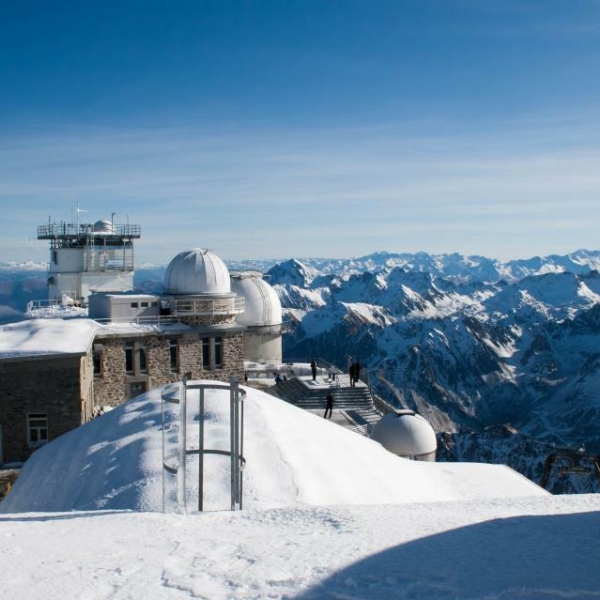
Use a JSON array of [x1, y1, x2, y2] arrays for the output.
[[0, 247, 283, 464], [0, 319, 97, 464]]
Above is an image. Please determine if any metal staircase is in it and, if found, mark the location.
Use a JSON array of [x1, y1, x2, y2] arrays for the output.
[[271, 376, 375, 412]]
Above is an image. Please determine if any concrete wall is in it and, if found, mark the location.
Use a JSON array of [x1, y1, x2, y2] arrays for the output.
[[88, 294, 160, 321]]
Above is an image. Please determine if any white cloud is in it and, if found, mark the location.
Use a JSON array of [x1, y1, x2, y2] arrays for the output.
[[1, 113, 599, 263]]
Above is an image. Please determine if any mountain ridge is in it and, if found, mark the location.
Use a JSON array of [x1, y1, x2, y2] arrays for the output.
[[3, 249, 600, 492]]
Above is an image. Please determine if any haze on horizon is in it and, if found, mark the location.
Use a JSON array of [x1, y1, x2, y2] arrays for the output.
[[1, 1, 599, 265]]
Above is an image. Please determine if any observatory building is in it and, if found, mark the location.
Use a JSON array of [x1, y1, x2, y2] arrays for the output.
[[37, 216, 141, 306], [0, 222, 284, 463], [89, 247, 282, 406]]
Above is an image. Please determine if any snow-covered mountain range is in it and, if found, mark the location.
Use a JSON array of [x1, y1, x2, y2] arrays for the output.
[[3, 249, 600, 493], [263, 250, 600, 494]]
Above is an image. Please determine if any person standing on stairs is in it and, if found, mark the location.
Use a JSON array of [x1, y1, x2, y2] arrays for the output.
[[324, 391, 334, 419]]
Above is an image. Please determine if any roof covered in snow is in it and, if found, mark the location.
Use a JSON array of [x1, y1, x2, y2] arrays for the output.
[[0, 318, 98, 359]]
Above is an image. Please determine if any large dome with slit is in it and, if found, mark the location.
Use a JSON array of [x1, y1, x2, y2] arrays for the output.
[[164, 249, 231, 295], [231, 272, 282, 326]]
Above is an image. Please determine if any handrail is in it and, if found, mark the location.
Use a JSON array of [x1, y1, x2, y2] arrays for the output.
[[37, 223, 141, 239], [170, 296, 245, 317]]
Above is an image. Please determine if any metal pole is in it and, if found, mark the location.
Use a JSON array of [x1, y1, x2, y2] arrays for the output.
[[199, 387, 205, 512], [161, 391, 166, 512], [239, 388, 244, 510], [178, 379, 187, 511], [230, 375, 236, 511]]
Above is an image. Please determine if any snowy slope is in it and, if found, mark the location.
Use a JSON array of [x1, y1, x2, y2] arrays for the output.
[[1, 384, 600, 599], [0, 385, 545, 514]]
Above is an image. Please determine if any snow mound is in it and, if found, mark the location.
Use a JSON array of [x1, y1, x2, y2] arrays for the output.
[[1, 384, 546, 514]]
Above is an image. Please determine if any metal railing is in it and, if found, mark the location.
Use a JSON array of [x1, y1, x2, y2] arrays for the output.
[[170, 296, 245, 318], [37, 223, 141, 240], [161, 375, 245, 512]]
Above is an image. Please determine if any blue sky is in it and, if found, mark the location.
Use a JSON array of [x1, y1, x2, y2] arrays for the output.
[[1, 1, 600, 264]]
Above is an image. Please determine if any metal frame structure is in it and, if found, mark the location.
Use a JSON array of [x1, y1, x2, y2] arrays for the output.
[[162, 375, 245, 512]]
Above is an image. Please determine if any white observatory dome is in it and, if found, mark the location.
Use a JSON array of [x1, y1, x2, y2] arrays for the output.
[[370, 410, 437, 461], [164, 248, 231, 295], [93, 220, 115, 233], [231, 272, 282, 326]]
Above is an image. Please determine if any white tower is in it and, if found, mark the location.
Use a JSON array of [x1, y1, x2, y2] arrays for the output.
[[37, 215, 141, 306]]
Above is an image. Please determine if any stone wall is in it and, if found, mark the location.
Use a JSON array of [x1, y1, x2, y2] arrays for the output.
[[0, 355, 87, 464], [93, 332, 245, 407]]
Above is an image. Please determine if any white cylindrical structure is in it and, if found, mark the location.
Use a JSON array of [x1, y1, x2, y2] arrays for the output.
[[231, 271, 283, 364]]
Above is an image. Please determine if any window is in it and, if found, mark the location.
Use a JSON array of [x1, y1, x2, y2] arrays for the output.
[[27, 413, 48, 447], [141, 301, 149, 308], [202, 337, 224, 371], [169, 339, 179, 372], [92, 343, 104, 377], [130, 302, 139, 309], [139, 348, 147, 373], [202, 338, 211, 369], [214, 337, 223, 369], [125, 341, 134, 373], [129, 381, 147, 398], [125, 340, 147, 375]]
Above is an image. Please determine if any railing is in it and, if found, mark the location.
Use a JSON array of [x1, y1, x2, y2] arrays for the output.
[[26, 298, 82, 315], [170, 296, 245, 317], [37, 223, 141, 240]]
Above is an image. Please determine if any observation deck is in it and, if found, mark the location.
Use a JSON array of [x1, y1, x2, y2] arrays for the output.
[[37, 222, 141, 249]]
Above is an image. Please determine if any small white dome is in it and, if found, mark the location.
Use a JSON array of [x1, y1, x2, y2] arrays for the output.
[[164, 248, 231, 295], [94, 220, 114, 233], [231, 272, 282, 326], [370, 410, 437, 461]]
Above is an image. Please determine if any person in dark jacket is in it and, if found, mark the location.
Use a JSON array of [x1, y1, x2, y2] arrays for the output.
[[324, 391, 334, 419], [354, 360, 361, 384], [348, 362, 355, 386], [310, 359, 317, 381]]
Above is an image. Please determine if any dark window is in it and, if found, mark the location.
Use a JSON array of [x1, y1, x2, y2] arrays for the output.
[[125, 341, 134, 373], [130, 302, 139, 309], [139, 348, 147, 373], [27, 413, 48, 447], [125, 340, 148, 375], [129, 381, 147, 398], [202, 337, 210, 369], [93, 344, 103, 377], [141, 302, 148, 308], [169, 339, 178, 372], [201, 337, 224, 371]]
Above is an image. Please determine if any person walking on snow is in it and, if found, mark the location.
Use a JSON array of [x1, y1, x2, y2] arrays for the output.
[[324, 391, 334, 419]]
